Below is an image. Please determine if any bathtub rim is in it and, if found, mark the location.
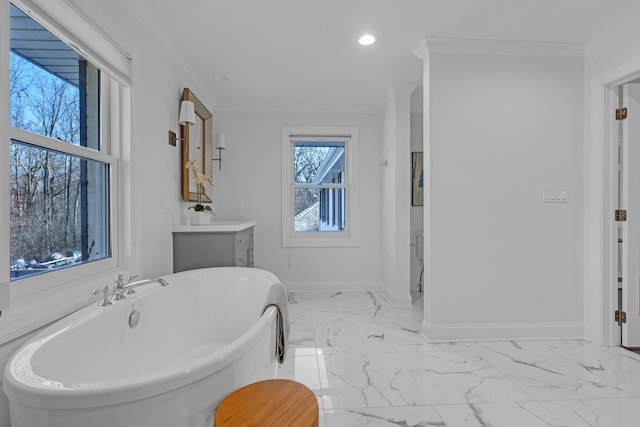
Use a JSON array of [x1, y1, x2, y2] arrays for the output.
[[3, 268, 280, 410]]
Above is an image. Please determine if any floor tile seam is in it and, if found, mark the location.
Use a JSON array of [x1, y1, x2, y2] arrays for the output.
[[321, 403, 445, 411], [308, 301, 327, 412], [320, 402, 446, 411], [394, 352, 541, 407], [459, 344, 556, 402], [469, 357, 539, 403], [316, 347, 398, 356], [387, 343, 431, 354], [320, 399, 561, 411], [311, 317, 379, 325], [581, 370, 640, 397], [388, 350, 440, 406], [539, 345, 625, 375], [610, 346, 640, 360], [499, 357, 640, 399], [374, 319, 425, 330], [315, 350, 436, 408], [561, 396, 640, 402], [310, 309, 374, 315], [528, 394, 633, 402]]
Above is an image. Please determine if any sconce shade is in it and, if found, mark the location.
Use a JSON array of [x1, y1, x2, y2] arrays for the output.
[[178, 100, 196, 126], [215, 132, 227, 150]]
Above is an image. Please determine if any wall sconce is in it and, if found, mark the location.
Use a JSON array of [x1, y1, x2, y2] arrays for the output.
[[168, 100, 196, 145], [212, 132, 227, 170]]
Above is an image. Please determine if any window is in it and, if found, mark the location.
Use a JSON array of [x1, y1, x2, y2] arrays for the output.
[[282, 126, 359, 247], [9, 3, 113, 281], [0, 0, 131, 339], [294, 141, 346, 232]]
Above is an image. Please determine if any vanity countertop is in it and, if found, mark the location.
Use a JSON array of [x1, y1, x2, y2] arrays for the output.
[[173, 220, 256, 233]]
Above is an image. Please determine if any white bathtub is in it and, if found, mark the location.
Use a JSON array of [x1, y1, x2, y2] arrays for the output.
[[3, 267, 282, 427]]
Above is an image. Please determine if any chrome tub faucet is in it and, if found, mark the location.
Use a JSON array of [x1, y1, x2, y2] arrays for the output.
[[112, 278, 170, 300], [92, 275, 170, 305]]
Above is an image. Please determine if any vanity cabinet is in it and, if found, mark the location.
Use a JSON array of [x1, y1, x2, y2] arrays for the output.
[[172, 221, 255, 273]]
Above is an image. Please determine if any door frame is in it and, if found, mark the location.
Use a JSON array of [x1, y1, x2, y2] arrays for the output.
[[587, 58, 640, 347], [620, 83, 640, 347]]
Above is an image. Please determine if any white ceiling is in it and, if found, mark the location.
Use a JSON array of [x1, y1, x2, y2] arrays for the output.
[[110, 0, 640, 110]]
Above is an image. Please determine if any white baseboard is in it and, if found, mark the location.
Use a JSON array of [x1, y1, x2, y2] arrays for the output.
[[284, 280, 378, 293], [422, 319, 585, 342], [379, 283, 413, 307]]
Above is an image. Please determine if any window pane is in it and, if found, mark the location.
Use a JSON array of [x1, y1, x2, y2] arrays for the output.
[[294, 187, 346, 232], [10, 4, 100, 150], [10, 141, 111, 280], [294, 141, 345, 184]]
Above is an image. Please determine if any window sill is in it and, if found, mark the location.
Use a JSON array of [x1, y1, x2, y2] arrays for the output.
[[0, 269, 121, 345], [283, 234, 359, 248]]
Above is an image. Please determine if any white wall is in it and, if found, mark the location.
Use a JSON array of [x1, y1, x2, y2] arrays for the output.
[[379, 84, 416, 306], [48, 0, 217, 279], [89, 2, 216, 279], [211, 110, 381, 290], [422, 47, 584, 341], [380, 102, 396, 295]]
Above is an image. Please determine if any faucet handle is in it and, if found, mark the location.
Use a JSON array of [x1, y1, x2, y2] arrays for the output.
[[125, 273, 139, 295], [110, 274, 128, 300], [92, 284, 113, 306], [115, 273, 125, 288]]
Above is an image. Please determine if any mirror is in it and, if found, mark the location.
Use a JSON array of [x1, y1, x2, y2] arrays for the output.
[[181, 88, 213, 202]]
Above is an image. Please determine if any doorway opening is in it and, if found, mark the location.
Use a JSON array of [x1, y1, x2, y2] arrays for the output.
[[614, 80, 640, 350]]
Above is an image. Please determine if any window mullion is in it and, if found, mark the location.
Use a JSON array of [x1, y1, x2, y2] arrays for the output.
[[10, 128, 114, 165]]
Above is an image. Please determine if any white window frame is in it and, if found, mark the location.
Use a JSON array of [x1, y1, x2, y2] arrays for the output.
[[0, 0, 132, 343], [281, 126, 359, 248]]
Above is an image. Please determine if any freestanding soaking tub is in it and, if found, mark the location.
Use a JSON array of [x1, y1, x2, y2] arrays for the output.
[[3, 267, 283, 427]]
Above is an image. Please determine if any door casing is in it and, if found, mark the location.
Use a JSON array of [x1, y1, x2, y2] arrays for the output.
[[586, 55, 640, 347]]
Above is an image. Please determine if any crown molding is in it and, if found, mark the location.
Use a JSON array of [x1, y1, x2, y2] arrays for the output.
[[424, 37, 584, 58], [214, 103, 382, 115], [122, 1, 215, 108], [413, 38, 429, 60]]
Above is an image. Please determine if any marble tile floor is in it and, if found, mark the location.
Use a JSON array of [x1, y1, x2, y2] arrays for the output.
[[276, 291, 640, 426]]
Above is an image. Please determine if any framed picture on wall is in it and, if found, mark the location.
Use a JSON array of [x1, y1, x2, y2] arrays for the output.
[[412, 152, 424, 206]]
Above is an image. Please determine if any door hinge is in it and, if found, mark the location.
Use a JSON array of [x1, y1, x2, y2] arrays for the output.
[[615, 310, 627, 324], [615, 209, 628, 221], [616, 107, 628, 120]]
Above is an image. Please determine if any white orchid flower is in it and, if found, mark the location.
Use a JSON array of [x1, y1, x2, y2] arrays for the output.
[[185, 160, 199, 170]]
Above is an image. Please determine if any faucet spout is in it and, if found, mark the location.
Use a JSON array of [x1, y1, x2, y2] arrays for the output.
[[120, 278, 170, 292]]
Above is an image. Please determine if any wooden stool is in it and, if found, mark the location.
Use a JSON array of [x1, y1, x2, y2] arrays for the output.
[[214, 379, 319, 427]]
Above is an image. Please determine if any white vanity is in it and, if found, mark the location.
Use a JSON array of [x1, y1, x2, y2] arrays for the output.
[[172, 221, 255, 272]]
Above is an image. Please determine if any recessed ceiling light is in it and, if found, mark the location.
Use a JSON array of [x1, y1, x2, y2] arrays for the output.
[[358, 34, 375, 46]]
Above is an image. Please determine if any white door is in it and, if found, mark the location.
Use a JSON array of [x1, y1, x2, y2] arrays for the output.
[[621, 83, 640, 347]]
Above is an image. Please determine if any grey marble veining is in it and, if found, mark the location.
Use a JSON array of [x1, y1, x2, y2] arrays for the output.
[[277, 291, 640, 426]]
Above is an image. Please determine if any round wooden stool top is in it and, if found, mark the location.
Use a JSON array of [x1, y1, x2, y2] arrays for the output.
[[214, 379, 318, 427]]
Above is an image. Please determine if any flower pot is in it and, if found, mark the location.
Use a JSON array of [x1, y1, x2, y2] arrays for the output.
[[190, 211, 211, 226]]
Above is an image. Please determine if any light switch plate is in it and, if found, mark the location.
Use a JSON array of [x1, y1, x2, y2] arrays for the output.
[[543, 188, 568, 203]]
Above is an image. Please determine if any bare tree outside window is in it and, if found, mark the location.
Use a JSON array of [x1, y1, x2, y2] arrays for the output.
[[294, 145, 330, 215]]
